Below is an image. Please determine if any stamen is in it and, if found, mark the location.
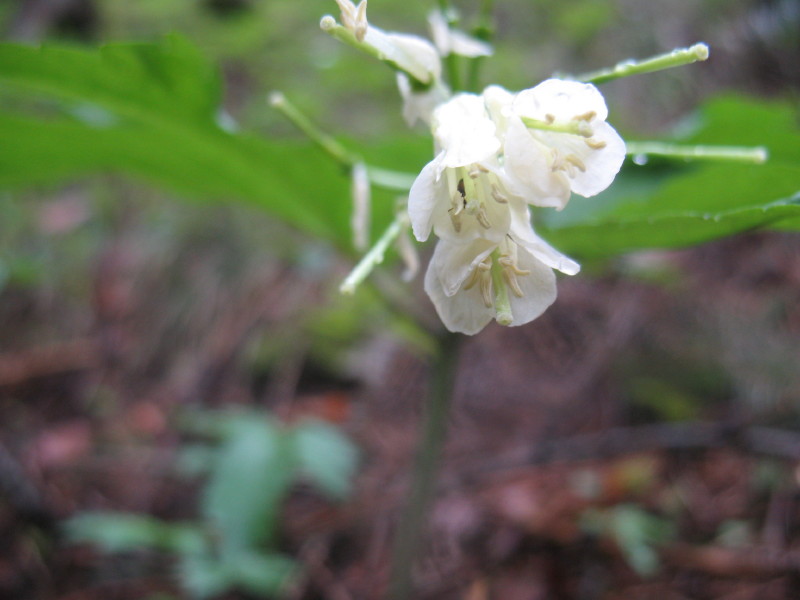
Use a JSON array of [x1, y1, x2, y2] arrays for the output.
[[545, 113, 555, 124], [503, 269, 525, 297], [499, 256, 531, 276], [479, 273, 493, 308], [573, 111, 596, 122], [462, 267, 481, 291], [476, 205, 492, 229], [551, 148, 563, 172], [450, 191, 464, 215], [566, 154, 587, 172], [491, 186, 508, 204], [449, 210, 462, 232], [585, 137, 607, 150]]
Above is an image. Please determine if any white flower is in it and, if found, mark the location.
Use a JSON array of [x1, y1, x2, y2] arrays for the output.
[[408, 93, 526, 244], [487, 79, 626, 210], [424, 216, 579, 335], [428, 10, 493, 58], [328, 0, 441, 85], [396, 72, 450, 126]]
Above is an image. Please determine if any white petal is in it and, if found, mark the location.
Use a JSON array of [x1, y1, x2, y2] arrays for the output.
[[428, 10, 492, 58], [568, 121, 626, 197], [447, 30, 492, 58], [482, 84, 514, 138], [509, 211, 580, 276], [397, 73, 451, 126], [407, 157, 443, 242], [364, 27, 441, 84], [507, 248, 557, 327], [427, 10, 451, 55], [424, 246, 493, 335], [431, 237, 495, 296], [433, 94, 500, 169], [513, 79, 608, 122], [503, 117, 570, 209]]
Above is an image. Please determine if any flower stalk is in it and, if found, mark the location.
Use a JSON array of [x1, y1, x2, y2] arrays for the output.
[[626, 141, 768, 164], [340, 213, 408, 294], [269, 91, 357, 168], [270, 91, 417, 192], [577, 43, 709, 84]]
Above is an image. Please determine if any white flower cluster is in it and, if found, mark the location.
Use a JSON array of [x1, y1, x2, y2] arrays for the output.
[[331, 1, 626, 335], [412, 82, 625, 334]]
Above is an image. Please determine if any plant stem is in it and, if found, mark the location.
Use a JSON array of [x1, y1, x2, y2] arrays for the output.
[[269, 91, 357, 168], [626, 141, 768, 164], [340, 213, 407, 294], [388, 330, 461, 600], [270, 92, 417, 192], [466, 0, 495, 92], [577, 43, 709, 84]]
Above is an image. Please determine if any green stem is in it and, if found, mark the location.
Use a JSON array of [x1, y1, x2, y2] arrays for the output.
[[339, 213, 407, 294], [388, 330, 461, 600], [626, 141, 768, 164], [269, 91, 357, 168], [270, 92, 417, 192], [466, 0, 495, 92], [578, 43, 710, 84]]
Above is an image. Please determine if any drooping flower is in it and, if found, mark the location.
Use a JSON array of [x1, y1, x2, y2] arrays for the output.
[[328, 0, 442, 87], [423, 214, 579, 335], [485, 79, 626, 210], [408, 93, 525, 244]]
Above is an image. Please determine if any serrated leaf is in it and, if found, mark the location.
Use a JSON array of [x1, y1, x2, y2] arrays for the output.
[[291, 420, 359, 500]]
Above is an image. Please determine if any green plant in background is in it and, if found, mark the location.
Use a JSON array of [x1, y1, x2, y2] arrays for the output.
[[66, 414, 358, 598], [1, 0, 799, 597]]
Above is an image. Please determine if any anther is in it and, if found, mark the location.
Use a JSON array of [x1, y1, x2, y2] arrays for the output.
[[585, 137, 607, 150], [545, 113, 556, 124], [550, 148, 563, 173], [476, 205, 492, 229], [463, 268, 481, 291], [491, 186, 508, 204], [479, 274, 493, 308], [566, 154, 587, 172], [573, 111, 596, 122], [503, 269, 525, 297], [499, 256, 531, 276], [457, 178, 466, 198], [449, 210, 462, 232]]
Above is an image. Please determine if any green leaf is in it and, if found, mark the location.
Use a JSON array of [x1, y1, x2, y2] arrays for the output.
[[65, 512, 207, 555], [178, 555, 232, 600], [200, 417, 294, 554], [291, 420, 359, 500], [227, 551, 298, 597], [0, 37, 357, 247], [541, 96, 800, 258]]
